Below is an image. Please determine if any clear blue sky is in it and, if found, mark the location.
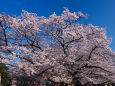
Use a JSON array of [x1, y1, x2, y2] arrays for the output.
[[0, 0, 115, 51]]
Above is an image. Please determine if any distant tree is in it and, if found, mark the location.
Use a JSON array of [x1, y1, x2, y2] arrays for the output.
[[0, 8, 115, 86], [0, 64, 11, 86]]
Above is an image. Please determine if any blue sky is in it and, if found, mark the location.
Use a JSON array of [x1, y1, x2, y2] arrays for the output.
[[0, 0, 115, 51]]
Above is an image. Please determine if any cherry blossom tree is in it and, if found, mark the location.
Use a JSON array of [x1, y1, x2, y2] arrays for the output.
[[0, 8, 115, 86]]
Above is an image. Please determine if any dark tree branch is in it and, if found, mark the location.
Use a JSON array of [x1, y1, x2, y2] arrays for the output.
[[88, 46, 97, 60]]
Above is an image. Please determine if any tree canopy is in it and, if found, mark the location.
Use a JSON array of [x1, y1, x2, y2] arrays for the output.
[[0, 8, 115, 86]]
